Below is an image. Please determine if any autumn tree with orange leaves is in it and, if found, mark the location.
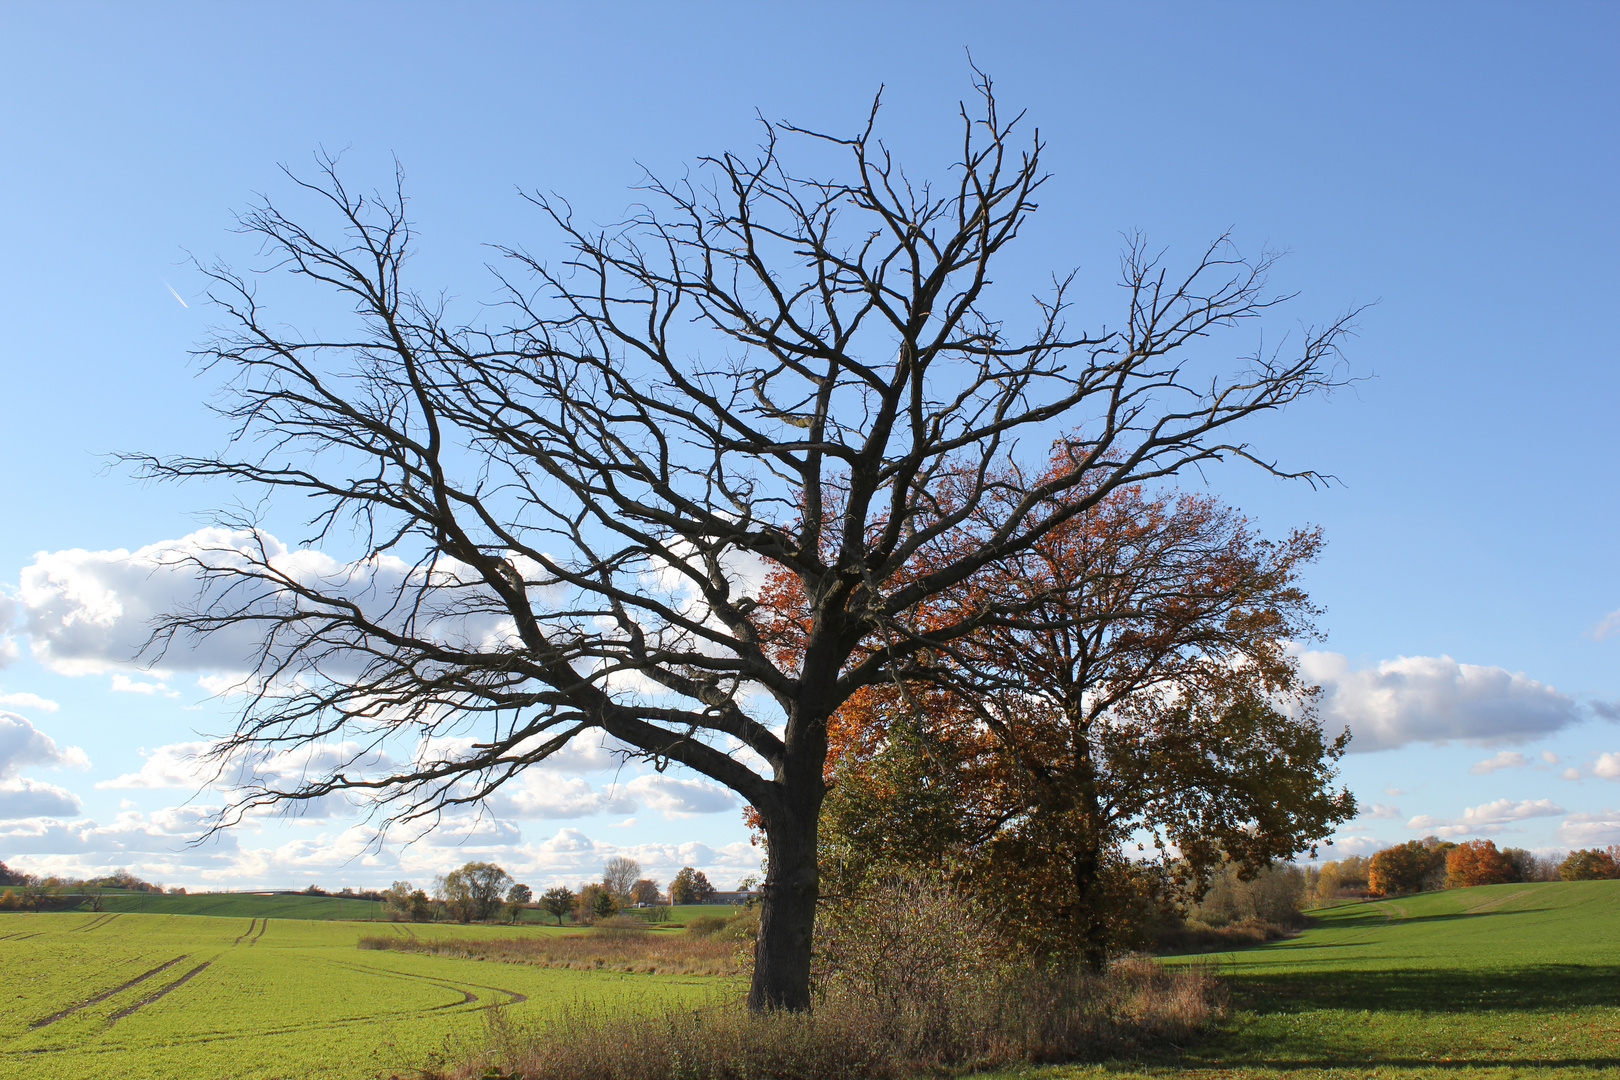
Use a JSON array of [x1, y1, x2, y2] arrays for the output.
[[784, 467, 1355, 967]]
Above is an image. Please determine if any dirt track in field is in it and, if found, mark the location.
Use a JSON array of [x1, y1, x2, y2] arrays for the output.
[[29, 954, 190, 1029]]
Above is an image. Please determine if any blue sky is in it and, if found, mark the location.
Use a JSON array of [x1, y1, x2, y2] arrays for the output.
[[1, 2, 1615, 891]]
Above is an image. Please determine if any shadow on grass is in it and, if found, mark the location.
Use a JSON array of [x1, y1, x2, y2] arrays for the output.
[[1227, 963, 1620, 1014]]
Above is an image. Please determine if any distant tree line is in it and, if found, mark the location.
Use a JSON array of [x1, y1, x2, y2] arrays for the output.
[[1306, 839, 1617, 901]]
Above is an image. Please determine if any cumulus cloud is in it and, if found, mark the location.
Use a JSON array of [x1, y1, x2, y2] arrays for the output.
[[0, 778, 82, 820], [1593, 608, 1620, 641], [493, 774, 637, 820], [1301, 651, 1592, 752], [13, 529, 548, 679], [110, 674, 179, 697], [0, 593, 19, 667], [0, 711, 90, 777], [96, 741, 217, 789], [1407, 797, 1566, 838], [0, 692, 58, 712], [1594, 753, 1620, 780], [1362, 802, 1401, 819], [624, 774, 738, 818], [1561, 809, 1620, 848], [1470, 751, 1530, 774]]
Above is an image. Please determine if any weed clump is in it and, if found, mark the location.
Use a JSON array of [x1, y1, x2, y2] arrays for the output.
[[430, 877, 1220, 1080]]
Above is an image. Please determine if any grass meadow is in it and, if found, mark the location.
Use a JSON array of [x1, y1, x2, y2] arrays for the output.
[[3, 882, 1616, 1079], [0, 909, 730, 1079], [985, 879, 1620, 1080]]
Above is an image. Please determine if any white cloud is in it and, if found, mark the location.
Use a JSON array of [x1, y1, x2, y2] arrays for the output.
[[1593, 607, 1620, 641], [624, 774, 738, 818], [493, 774, 637, 820], [96, 741, 217, 789], [1563, 767, 1582, 781], [1561, 809, 1620, 848], [1362, 802, 1401, 819], [0, 778, 82, 820], [1541, 751, 1560, 765], [1594, 753, 1620, 780], [110, 674, 180, 698], [1407, 797, 1566, 838], [0, 711, 90, 777], [0, 692, 58, 712], [1470, 750, 1529, 774], [0, 593, 19, 668], [1301, 651, 1590, 752]]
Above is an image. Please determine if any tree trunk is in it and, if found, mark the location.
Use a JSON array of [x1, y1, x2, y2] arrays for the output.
[[748, 784, 823, 1011]]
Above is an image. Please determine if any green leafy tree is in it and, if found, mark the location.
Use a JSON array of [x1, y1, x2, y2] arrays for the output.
[[540, 885, 575, 925], [630, 879, 662, 906], [507, 883, 533, 905], [408, 889, 432, 922], [669, 867, 715, 905], [382, 880, 416, 918], [440, 862, 512, 921]]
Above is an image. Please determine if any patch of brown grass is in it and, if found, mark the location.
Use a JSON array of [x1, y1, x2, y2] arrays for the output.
[[357, 927, 740, 976], [431, 958, 1219, 1080]]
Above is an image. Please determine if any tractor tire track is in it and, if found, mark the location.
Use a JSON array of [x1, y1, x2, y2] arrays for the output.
[[1465, 886, 1539, 914], [71, 913, 120, 933], [108, 960, 213, 1022], [29, 954, 190, 1029], [249, 918, 268, 945], [232, 918, 258, 944]]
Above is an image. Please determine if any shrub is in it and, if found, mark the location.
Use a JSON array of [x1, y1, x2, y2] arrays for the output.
[[684, 914, 730, 937]]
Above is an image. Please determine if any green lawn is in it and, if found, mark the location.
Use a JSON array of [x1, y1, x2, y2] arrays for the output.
[[0, 910, 727, 1079], [986, 880, 1620, 1080]]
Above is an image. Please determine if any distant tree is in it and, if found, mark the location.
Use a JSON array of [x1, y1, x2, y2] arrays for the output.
[[504, 899, 527, 924], [0, 862, 28, 887], [1312, 855, 1371, 902], [602, 857, 642, 905], [440, 861, 512, 921], [540, 886, 575, 926], [1444, 840, 1516, 888], [382, 880, 416, 918], [575, 883, 615, 923], [0, 888, 19, 910], [1369, 841, 1445, 896], [507, 883, 533, 905], [85, 884, 106, 913], [668, 867, 716, 905], [630, 879, 662, 906], [1559, 848, 1620, 881], [408, 889, 432, 922]]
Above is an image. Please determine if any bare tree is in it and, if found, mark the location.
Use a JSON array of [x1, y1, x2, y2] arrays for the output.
[[127, 75, 1353, 1009], [601, 856, 642, 903]]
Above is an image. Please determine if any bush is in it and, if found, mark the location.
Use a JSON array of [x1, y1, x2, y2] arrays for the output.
[[428, 873, 1220, 1080], [684, 914, 731, 937]]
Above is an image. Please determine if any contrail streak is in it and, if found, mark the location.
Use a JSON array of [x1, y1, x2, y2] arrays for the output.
[[163, 280, 189, 308]]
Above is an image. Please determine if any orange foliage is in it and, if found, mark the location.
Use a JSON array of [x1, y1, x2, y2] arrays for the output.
[[1443, 839, 1515, 889]]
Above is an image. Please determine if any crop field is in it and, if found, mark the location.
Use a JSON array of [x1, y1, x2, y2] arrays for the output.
[[993, 879, 1620, 1080], [0, 911, 724, 1079]]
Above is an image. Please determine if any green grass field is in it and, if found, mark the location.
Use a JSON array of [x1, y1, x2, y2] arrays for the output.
[[990, 880, 1620, 1080], [8, 884, 1615, 1079], [0, 910, 730, 1079]]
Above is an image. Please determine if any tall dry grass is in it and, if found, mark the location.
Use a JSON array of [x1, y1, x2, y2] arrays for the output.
[[425, 877, 1221, 1080], [358, 925, 740, 976], [433, 959, 1217, 1080]]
